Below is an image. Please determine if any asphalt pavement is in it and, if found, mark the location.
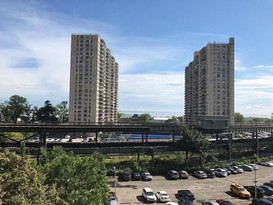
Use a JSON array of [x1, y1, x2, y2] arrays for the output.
[[108, 165, 273, 205]]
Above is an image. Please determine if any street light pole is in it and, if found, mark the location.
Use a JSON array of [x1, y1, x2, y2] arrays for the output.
[[254, 169, 257, 199], [114, 166, 117, 196]]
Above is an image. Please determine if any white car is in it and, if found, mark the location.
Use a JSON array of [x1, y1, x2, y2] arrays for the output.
[[258, 160, 273, 167], [165, 202, 179, 205], [142, 188, 156, 202], [156, 191, 170, 202], [141, 172, 153, 181], [249, 164, 259, 170]]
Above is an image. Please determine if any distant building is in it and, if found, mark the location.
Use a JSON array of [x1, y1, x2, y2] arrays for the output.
[[152, 116, 169, 123], [184, 38, 234, 129], [69, 34, 119, 124]]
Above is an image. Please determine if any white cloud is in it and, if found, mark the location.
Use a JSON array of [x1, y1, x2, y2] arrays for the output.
[[252, 65, 273, 69], [118, 72, 184, 114], [235, 75, 273, 117], [235, 57, 248, 72]]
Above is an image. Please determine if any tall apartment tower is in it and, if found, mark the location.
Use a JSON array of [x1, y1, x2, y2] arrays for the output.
[[69, 34, 119, 124], [184, 38, 234, 128]]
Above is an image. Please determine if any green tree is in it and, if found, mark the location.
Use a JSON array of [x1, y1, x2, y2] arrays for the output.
[[55, 101, 69, 124], [0, 150, 66, 205], [138, 114, 152, 123], [234, 112, 245, 123], [176, 126, 209, 165], [41, 147, 110, 205], [30, 106, 39, 123], [117, 112, 122, 122], [165, 116, 181, 124], [37, 100, 57, 123], [0, 95, 31, 123]]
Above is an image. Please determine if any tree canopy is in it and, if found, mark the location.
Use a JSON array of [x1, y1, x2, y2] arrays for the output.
[[234, 112, 245, 123], [0, 95, 70, 124], [0, 150, 66, 205], [0, 95, 31, 123], [0, 148, 111, 205], [55, 101, 69, 124], [138, 114, 152, 123], [40, 147, 110, 205], [176, 126, 209, 164]]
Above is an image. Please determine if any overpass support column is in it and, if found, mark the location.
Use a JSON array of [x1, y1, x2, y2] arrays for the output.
[[39, 132, 47, 147], [95, 132, 98, 144]]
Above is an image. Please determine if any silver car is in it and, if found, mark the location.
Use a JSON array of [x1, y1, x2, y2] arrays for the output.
[[232, 166, 244, 173]]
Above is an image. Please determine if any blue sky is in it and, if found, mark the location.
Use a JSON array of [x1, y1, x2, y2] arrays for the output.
[[1, 0, 273, 117]]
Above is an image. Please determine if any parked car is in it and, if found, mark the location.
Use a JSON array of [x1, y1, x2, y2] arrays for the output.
[[142, 187, 157, 202], [266, 197, 273, 203], [166, 202, 179, 205], [202, 200, 220, 205], [179, 197, 194, 205], [177, 190, 195, 201], [205, 169, 215, 178], [232, 166, 244, 173], [258, 161, 273, 167], [264, 182, 273, 189], [244, 186, 265, 198], [109, 192, 118, 205], [250, 164, 259, 170], [178, 170, 189, 179], [122, 172, 131, 181], [216, 199, 234, 205], [167, 170, 180, 180], [131, 172, 141, 180], [156, 191, 170, 202], [259, 185, 273, 196], [193, 170, 207, 179], [141, 172, 153, 181], [214, 168, 228, 177], [250, 198, 273, 205], [110, 191, 118, 201], [223, 168, 231, 175], [230, 183, 251, 199], [227, 167, 238, 174], [240, 164, 254, 171]]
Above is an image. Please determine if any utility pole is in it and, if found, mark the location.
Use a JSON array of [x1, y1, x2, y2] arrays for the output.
[[254, 169, 258, 199], [114, 166, 117, 196]]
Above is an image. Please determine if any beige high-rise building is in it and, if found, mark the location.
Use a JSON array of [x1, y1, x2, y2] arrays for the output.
[[184, 38, 234, 128], [69, 34, 119, 124]]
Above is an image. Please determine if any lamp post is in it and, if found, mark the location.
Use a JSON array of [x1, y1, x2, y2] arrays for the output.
[[254, 168, 258, 199], [113, 166, 117, 196]]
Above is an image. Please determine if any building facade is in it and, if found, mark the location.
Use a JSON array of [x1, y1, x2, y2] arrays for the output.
[[69, 34, 119, 124], [184, 38, 234, 128]]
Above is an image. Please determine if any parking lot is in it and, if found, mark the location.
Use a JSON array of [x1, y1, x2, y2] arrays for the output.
[[109, 165, 273, 205]]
